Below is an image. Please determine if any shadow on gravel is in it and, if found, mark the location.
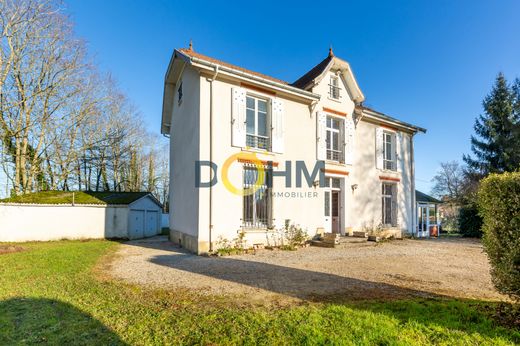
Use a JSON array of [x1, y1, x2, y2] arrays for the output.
[[146, 248, 440, 302]]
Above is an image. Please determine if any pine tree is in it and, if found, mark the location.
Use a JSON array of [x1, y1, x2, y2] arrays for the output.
[[463, 73, 520, 174]]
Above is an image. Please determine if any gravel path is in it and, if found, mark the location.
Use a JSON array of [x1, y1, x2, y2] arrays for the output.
[[106, 236, 503, 303]]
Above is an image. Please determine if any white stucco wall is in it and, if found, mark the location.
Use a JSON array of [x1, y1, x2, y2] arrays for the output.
[[168, 61, 418, 252], [169, 67, 201, 242], [0, 204, 128, 242], [200, 76, 322, 248]]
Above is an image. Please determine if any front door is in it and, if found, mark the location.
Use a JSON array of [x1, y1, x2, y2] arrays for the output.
[[417, 205, 429, 238], [323, 177, 342, 234], [331, 190, 340, 233]]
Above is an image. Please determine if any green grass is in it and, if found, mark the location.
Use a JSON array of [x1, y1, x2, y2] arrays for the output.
[[0, 191, 150, 205], [0, 241, 518, 345]]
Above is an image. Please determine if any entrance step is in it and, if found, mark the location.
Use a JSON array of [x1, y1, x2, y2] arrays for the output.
[[310, 240, 336, 248]]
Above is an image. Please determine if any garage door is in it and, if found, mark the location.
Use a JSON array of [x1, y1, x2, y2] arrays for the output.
[[145, 210, 158, 237], [129, 210, 145, 239]]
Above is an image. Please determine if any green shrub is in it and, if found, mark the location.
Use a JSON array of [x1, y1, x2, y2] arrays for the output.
[[458, 202, 483, 237], [478, 172, 520, 300]]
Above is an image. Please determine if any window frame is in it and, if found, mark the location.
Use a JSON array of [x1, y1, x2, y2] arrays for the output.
[[329, 75, 341, 100], [325, 115, 344, 163], [242, 165, 272, 228], [381, 182, 397, 227], [245, 94, 270, 151], [382, 130, 396, 171]]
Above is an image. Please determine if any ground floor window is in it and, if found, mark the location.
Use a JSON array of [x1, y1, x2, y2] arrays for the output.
[[382, 182, 397, 227], [243, 165, 271, 228]]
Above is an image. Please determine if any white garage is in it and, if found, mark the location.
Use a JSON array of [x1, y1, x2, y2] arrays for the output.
[[0, 191, 163, 242]]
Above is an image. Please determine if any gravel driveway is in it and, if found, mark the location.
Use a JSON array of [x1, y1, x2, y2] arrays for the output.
[[106, 236, 503, 303]]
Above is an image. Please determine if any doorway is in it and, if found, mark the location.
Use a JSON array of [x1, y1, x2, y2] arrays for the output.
[[324, 177, 342, 234], [417, 203, 438, 238]]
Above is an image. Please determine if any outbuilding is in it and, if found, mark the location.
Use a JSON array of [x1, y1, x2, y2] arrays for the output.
[[415, 190, 442, 238], [0, 191, 163, 242]]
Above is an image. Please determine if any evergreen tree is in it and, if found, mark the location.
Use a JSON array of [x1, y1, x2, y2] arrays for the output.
[[463, 73, 520, 174]]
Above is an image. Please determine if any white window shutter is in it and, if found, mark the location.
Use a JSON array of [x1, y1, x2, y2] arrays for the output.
[[375, 127, 384, 169], [396, 132, 403, 172], [344, 114, 355, 165], [271, 98, 284, 153], [231, 87, 246, 148], [317, 111, 327, 160]]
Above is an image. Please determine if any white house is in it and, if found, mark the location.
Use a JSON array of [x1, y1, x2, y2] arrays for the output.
[[0, 191, 162, 242], [161, 46, 426, 254]]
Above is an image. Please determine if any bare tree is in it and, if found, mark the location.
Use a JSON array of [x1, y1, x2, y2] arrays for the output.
[[431, 161, 466, 203], [0, 0, 169, 201]]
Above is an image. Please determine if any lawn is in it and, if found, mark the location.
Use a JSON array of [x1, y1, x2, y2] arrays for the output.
[[0, 240, 518, 345]]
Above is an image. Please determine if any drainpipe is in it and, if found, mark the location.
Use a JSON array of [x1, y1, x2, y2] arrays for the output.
[[410, 133, 416, 237], [207, 65, 219, 252]]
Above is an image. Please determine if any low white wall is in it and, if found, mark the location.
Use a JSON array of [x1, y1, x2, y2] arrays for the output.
[[0, 204, 128, 242]]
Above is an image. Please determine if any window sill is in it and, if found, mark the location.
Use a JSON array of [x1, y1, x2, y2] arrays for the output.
[[327, 96, 342, 103], [325, 160, 346, 167], [241, 227, 270, 233], [241, 147, 275, 156], [378, 168, 400, 174]]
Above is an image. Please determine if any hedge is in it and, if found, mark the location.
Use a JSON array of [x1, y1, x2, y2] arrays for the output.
[[458, 202, 483, 237], [478, 172, 520, 300]]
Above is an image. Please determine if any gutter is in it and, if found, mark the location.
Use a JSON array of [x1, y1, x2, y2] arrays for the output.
[[410, 133, 416, 237], [177, 50, 320, 102], [207, 64, 219, 252]]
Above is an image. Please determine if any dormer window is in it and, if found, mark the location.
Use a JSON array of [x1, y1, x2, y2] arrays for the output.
[[329, 75, 340, 99]]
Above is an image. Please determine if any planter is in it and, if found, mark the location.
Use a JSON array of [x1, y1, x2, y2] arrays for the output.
[[367, 235, 381, 242]]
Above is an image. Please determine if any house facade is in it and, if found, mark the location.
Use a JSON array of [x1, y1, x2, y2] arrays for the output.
[[161, 46, 426, 254]]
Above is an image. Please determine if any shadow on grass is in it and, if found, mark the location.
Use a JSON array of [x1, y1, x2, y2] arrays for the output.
[[121, 237, 520, 342], [0, 298, 126, 345]]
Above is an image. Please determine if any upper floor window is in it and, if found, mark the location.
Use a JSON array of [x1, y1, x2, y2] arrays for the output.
[[382, 182, 397, 227], [326, 116, 344, 162], [246, 95, 269, 150], [177, 82, 183, 106], [329, 75, 341, 99], [383, 131, 396, 170]]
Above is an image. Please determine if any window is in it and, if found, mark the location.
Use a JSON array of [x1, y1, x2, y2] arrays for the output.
[[326, 116, 344, 162], [246, 95, 269, 150], [383, 131, 396, 170], [382, 183, 397, 227], [243, 166, 271, 228], [329, 75, 341, 99], [177, 82, 183, 106]]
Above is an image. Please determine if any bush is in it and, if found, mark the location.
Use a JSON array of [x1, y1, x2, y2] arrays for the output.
[[458, 202, 483, 237], [478, 172, 520, 301]]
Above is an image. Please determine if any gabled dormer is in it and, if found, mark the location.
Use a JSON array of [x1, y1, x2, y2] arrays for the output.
[[292, 48, 365, 105]]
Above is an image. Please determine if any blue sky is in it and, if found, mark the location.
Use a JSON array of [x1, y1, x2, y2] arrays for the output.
[[66, 0, 520, 193]]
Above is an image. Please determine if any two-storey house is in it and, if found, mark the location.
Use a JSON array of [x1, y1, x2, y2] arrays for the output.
[[161, 46, 426, 254]]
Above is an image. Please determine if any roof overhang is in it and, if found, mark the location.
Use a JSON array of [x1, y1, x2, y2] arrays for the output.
[[161, 50, 321, 134], [356, 106, 427, 134]]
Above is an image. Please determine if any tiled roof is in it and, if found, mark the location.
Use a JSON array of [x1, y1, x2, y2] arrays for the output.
[[356, 105, 427, 133], [291, 55, 333, 89], [178, 48, 289, 85]]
